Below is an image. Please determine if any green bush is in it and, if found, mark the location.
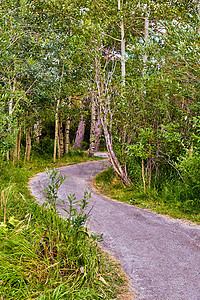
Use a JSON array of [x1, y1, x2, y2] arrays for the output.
[[177, 153, 200, 196], [32, 137, 54, 158]]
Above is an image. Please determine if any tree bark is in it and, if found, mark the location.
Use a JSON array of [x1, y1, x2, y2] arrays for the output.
[[53, 97, 60, 162], [7, 77, 16, 161], [101, 116, 132, 185], [143, 12, 149, 66], [65, 97, 71, 154], [13, 127, 21, 164], [147, 156, 152, 189], [25, 128, 31, 162], [34, 120, 42, 144], [94, 115, 102, 151], [72, 115, 86, 149], [118, 0, 125, 86], [58, 118, 64, 157], [94, 55, 131, 185], [65, 117, 70, 153], [142, 158, 146, 193], [54, 64, 64, 162], [89, 95, 96, 156]]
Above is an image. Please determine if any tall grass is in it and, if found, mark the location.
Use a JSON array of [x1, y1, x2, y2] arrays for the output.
[[94, 167, 200, 224], [0, 153, 129, 299]]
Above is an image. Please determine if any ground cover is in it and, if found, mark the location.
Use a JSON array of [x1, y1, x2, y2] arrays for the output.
[[0, 152, 129, 299], [94, 168, 200, 224]]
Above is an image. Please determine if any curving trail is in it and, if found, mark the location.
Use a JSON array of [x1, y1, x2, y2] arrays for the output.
[[30, 160, 200, 300]]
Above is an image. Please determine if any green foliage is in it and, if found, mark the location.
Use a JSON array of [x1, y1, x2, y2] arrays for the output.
[[32, 138, 55, 158], [95, 167, 200, 223], [0, 157, 127, 299], [176, 153, 200, 202], [43, 168, 66, 210], [80, 141, 89, 150], [0, 0, 199, 224], [95, 167, 115, 184]]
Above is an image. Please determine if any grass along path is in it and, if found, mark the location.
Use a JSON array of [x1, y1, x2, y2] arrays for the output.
[[30, 160, 200, 299], [94, 167, 200, 225], [0, 152, 130, 299]]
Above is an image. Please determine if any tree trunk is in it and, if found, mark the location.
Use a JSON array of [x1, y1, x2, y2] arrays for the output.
[[58, 118, 64, 157], [143, 12, 149, 66], [57, 116, 61, 159], [65, 97, 71, 154], [89, 95, 96, 156], [25, 128, 31, 162], [34, 120, 42, 144], [100, 113, 132, 185], [65, 116, 70, 153], [72, 115, 86, 149], [94, 55, 131, 185], [142, 158, 146, 193], [53, 98, 60, 162], [57, 133, 61, 158], [148, 157, 152, 189], [54, 65, 64, 162], [118, 0, 125, 86], [13, 128, 21, 164], [17, 130, 21, 161], [7, 78, 16, 161], [94, 116, 102, 151]]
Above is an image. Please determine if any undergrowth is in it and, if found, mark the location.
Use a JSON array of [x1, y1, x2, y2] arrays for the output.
[[94, 168, 200, 224], [0, 153, 129, 299]]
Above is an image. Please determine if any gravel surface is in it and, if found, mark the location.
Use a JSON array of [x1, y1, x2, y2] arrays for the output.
[[29, 160, 200, 300]]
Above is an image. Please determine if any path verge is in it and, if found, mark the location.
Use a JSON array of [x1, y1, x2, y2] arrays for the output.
[[30, 160, 200, 300]]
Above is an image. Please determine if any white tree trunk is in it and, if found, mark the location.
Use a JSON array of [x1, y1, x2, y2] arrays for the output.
[[94, 116, 102, 151], [53, 98, 60, 162], [34, 120, 42, 144], [94, 56, 131, 185], [143, 12, 149, 65], [13, 127, 21, 163], [25, 128, 31, 162], [118, 0, 126, 86], [65, 97, 71, 154], [58, 118, 64, 157], [7, 78, 16, 160], [100, 113, 132, 185], [65, 117, 70, 154], [54, 64, 64, 161], [89, 95, 96, 156]]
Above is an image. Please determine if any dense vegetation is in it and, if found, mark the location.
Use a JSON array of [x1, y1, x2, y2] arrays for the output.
[[1, 0, 199, 203], [0, 153, 129, 299], [95, 166, 200, 223], [0, 0, 200, 297]]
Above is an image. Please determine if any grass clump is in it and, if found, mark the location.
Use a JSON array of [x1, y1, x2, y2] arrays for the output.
[[94, 167, 200, 224], [0, 154, 129, 299]]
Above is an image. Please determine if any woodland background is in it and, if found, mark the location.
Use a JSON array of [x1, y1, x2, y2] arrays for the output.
[[1, 0, 200, 213]]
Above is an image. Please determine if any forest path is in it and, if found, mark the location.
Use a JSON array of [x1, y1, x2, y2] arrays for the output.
[[29, 160, 200, 300]]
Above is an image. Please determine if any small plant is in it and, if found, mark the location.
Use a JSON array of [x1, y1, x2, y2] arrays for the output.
[[42, 167, 102, 258], [43, 168, 93, 237], [43, 168, 66, 211]]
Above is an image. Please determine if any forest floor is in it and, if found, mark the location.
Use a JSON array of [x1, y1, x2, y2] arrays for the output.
[[30, 160, 200, 300]]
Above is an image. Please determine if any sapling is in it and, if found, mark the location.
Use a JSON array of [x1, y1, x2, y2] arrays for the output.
[[43, 168, 66, 212], [43, 168, 99, 256]]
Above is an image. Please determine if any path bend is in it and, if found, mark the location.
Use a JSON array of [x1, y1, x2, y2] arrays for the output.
[[29, 160, 200, 300]]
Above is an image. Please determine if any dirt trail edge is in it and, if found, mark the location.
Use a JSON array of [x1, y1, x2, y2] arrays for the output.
[[29, 160, 200, 300]]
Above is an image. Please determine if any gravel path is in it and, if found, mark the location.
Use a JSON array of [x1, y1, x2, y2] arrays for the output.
[[29, 160, 200, 300]]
